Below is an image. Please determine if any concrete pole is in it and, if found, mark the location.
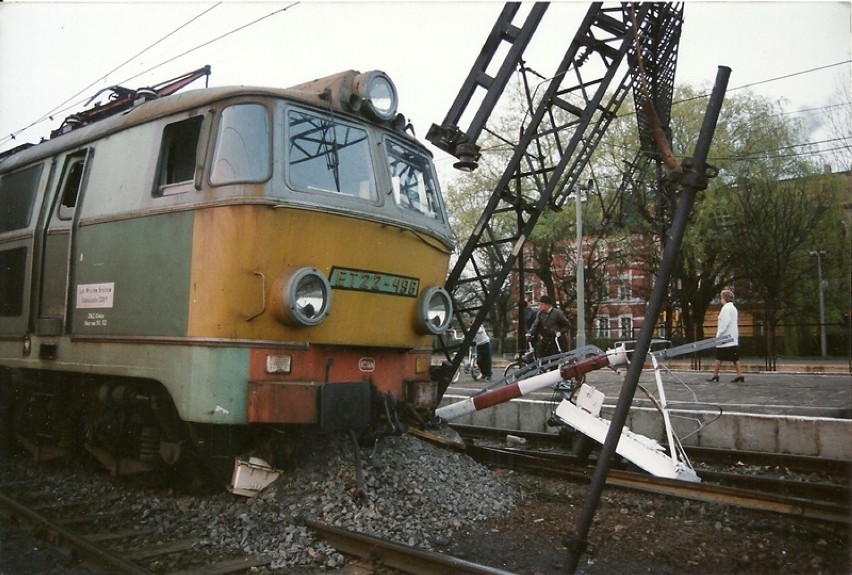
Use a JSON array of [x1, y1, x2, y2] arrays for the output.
[[565, 65, 731, 575], [575, 186, 586, 348], [810, 250, 827, 357]]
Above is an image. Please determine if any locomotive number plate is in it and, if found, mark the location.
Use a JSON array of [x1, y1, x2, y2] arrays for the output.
[[329, 267, 419, 297]]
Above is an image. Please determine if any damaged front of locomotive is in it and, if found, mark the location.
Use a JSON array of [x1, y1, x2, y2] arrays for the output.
[[0, 69, 454, 487], [178, 70, 455, 462]]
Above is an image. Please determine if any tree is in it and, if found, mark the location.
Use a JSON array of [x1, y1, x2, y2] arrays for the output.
[[442, 112, 531, 354], [727, 172, 847, 365], [444, 78, 849, 362], [606, 85, 845, 362]]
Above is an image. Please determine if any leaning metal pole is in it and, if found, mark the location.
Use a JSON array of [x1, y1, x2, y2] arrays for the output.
[[565, 65, 731, 575]]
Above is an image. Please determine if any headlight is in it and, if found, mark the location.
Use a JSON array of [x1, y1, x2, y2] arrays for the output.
[[416, 287, 452, 335], [272, 268, 332, 327], [354, 71, 398, 121]]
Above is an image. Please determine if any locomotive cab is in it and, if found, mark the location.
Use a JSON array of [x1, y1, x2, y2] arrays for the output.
[[0, 69, 454, 479]]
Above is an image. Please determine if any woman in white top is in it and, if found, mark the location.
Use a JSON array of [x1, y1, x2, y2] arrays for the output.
[[707, 288, 744, 382], [471, 320, 493, 381]]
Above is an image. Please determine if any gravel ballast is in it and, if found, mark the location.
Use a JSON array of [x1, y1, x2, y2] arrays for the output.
[[1, 432, 520, 573]]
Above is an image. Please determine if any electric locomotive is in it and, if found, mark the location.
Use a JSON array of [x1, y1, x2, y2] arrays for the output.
[[0, 67, 454, 478]]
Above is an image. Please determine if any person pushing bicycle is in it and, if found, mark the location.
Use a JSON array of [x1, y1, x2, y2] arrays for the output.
[[526, 295, 572, 358]]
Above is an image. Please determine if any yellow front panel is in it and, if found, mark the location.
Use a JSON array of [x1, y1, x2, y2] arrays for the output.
[[187, 205, 450, 347]]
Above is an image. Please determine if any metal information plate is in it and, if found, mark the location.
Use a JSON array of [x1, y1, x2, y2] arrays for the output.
[[329, 267, 419, 297]]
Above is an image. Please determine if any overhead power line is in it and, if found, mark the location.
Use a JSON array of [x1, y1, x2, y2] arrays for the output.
[[1, 3, 222, 148], [729, 60, 852, 93], [48, 3, 222, 125], [667, 60, 852, 108], [110, 2, 299, 90], [1, 2, 299, 151]]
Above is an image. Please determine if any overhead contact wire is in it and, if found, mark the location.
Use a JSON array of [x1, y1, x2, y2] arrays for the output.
[[2, 2, 300, 149], [2, 3, 223, 147], [113, 2, 300, 87]]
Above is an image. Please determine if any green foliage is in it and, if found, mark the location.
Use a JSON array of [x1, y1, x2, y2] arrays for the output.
[[441, 76, 850, 358]]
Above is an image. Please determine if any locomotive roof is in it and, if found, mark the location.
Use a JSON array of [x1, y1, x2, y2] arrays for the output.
[[0, 70, 423, 172]]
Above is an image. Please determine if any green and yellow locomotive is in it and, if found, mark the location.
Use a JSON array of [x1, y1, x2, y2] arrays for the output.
[[0, 68, 453, 479]]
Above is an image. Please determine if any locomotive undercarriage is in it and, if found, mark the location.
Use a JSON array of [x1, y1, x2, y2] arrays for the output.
[[0, 367, 443, 491], [0, 369, 213, 486]]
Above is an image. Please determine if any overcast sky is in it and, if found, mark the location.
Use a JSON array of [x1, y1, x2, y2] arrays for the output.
[[1, 1, 849, 173]]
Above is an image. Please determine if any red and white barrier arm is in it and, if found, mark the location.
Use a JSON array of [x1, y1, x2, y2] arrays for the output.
[[436, 349, 626, 422]]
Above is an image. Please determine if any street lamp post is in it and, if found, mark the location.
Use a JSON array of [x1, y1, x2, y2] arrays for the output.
[[575, 180, 592, 348], [575, 187, 585, 348], [809, 250, 827, 357]]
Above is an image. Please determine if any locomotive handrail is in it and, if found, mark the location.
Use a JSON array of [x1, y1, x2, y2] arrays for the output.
[[245, 272, 267, 322]]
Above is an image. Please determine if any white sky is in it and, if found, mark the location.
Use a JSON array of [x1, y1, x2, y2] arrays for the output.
[[1, 0, 850, 175]]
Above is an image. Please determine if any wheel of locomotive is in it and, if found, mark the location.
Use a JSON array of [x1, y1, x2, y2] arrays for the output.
[[9, 375, 76, 461]]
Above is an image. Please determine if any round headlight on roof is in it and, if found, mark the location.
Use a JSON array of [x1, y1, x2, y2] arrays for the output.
[[354, 71, 398, 122], [272, 268, 332, 327]]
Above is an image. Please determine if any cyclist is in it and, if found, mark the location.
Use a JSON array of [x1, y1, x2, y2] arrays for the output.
[[526, 295, 572, 358]]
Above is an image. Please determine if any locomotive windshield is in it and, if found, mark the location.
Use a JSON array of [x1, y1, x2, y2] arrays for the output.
[[287, 109, 377, 200], [385, 138, 443, 222], [283, 106, 447, 231]]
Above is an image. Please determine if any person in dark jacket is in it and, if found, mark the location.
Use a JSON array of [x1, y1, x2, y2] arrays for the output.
[[526, 295, 572, 358], [521, 298, 536, 333]]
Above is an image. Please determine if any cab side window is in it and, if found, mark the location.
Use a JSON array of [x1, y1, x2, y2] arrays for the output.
[[0, 164, 43, 233], [210, 104, 271, 185], [156, 116, 203, 195], [0, 163, 43, 317], [0, 247, 27, 317], [58, 153, 87, 220]]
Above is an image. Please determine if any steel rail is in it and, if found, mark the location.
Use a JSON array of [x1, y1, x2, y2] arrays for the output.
[[0, 489, 155, 575], [464, 444, 851, 524], [693, 468, 849, 503], [450, 423, 852, 476], [453, 426, 849, 502], [304, 518, 517, 575]]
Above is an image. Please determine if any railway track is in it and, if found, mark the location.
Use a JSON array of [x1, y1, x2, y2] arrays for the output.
[[0, 486, 513, 575], [451, 424, 852, 524], [4, 424, 848, 574], [305, 519, 514, 575], [0, 486, 269, 575]]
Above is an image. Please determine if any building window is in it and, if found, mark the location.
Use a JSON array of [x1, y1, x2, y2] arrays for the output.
[[620, 316, 633, 339], [595, 317, 610, 339], [618, 273, 632, 301]]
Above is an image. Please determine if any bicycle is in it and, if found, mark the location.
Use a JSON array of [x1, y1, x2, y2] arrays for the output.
[[503, 341, 536, 379], [462, 343, 482, 381], [448, 330, 482, 382], [503, 334, 564, 379]]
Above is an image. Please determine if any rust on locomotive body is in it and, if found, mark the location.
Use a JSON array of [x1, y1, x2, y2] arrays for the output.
[[0, 67, 453, 480]]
